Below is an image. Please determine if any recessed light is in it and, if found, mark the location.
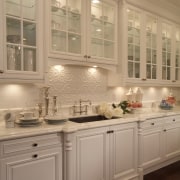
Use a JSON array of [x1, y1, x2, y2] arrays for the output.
[[96, 28, 102, 32]]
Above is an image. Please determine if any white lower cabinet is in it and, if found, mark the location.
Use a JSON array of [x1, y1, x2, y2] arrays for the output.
[[64, 122, 139, 180], [139, 115, 180, 174], [0, 133, 63, 180]]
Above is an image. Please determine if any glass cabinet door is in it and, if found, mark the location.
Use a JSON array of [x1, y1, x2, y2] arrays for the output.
[[51, 0, 82, 54], [162, 23, 172, 80], [5, 0, 37, 72], [146, 16, 157, 80], [90, 0, 115, 59], [175, 27, 180, 81], [127, 9, 140, 78]]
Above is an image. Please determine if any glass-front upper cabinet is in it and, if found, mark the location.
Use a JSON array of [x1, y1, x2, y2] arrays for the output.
[[46, 0, 117, 65], [1, 0, 44, 81], [162, 22, 172, 81], [5, 0, 37, 72], [175, 27, 180, 81], [146, 16, 157, 80], [127, 9, 141, 79], [90, 0, 117, 61], [50, 0, 82, 54]]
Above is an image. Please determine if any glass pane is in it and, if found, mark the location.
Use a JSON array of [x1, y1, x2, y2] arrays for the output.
[[134, 13, 140, 29], [22, 0, 36, 20], [52, 30, 66, 52], [7, 18, 21, 44], [91, 19, 103, 39], [103, 3, 114, 24], [167, 67, 170, 80], [51, 9, 66, 31], [68, 0, 81, 13], [167, 39, 171, 52], [162, 67, 166, 80], [104, 23, 114, 41], [91, 0, 102, 20], [128, 62, 133, 78], [23, 48, 36, 71], [68, 11, 81, 34], [23, 22, 36, 46], [68, 33, 81, 54], [162, 38, 166, 51], [7, 45, 21, 70], [146, 64, 151, 79], [167, 53, 171, 66], [146, 33, 151, 48], [104, 41, 114, 59], [176, 41, 180, 54], [91, 38, 103, 57], [128, 35, 133, 44], [175, 68, 180, 80], [162, 52, 166, 65], [128, 44, 133, 60], [152, 65, 157, 79], [127, 9, 133, 27], [135, 63, 140, 78], [135, 46, 140, 61], [6, 0, 21, 17], [146, 48, 151, 63], [152, 50, 156, 64], [176, 55, 180, 67], [134, 36, 140, 45], [152, 34, 156, 49]]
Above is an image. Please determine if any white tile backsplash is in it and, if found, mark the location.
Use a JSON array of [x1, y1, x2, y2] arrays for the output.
[[0, 65, 179, 113]]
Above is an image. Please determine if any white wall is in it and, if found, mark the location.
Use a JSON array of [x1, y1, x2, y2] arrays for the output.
[[0, 65, 179, 110]]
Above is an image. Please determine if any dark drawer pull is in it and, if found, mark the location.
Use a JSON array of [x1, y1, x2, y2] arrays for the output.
[[0, 70, 4, 74], [32, 143, 38, 147], [151, 123, 155, 125], [32, 154, 38, 158], [173, 119, 176, 122], [107, 130, 114, 134], [164, 129, 167, 132]]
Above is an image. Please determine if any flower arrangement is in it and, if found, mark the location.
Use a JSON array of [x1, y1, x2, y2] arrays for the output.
[[112, 101, 131, 114]]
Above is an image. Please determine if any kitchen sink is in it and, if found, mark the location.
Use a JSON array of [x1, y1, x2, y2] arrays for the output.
[[69, 115, 118, 123]]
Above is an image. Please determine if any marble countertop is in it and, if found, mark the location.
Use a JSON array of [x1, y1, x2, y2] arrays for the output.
[[1, 107, 180, 141]]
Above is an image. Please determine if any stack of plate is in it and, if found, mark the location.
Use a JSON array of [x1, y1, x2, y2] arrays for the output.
[[44, 116, 67, 124], [15, 117, 42, 127]]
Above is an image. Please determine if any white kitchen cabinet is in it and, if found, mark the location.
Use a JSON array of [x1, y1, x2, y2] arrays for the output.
[[163, 117, 180, 160], [108, 2, 180, 87], [0, 133, 62, 180], [64, 122, 139, 180], [138, 118, 163, 169], [45, 0, 118, 66], [0, 0, 44, 82], [139, 115, 180, 174]]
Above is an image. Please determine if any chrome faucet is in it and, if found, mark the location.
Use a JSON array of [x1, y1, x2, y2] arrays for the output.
[[72, 99, 92, 115]]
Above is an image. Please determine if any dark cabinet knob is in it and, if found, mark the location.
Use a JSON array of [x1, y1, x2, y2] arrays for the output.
[[173, 119, 176, 122], [32, 143, 38, 147], [87, 56, 91, 58], [32, 154, 38, 158], [151, 123, 155, 125], [0, 70, 4, 74], [164, 129, 167, 132]]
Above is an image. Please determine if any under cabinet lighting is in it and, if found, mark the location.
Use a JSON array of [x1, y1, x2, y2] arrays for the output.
[[53, 65, 64, 72], [93, 65, 98, 68], [72, 37, 76, 41], [96, 28, 102, 32], [92, 0, 100, 4]]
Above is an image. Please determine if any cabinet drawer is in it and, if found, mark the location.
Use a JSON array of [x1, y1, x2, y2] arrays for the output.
[[0, 133, 62, 157], [140, 118, 164, 129], [165, 116, 180, 125]]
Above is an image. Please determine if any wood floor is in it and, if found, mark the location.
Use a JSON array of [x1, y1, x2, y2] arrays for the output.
[[144, 161, 180, 180]]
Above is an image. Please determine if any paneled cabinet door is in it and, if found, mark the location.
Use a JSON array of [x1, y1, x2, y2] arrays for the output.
[[0, 148, 62, 180], [139, 128, 163, 169], [110, 123, 138, 180], [87, 0, 118, 64], [163, 126, 180, 159], [75, 127, 109, 180], [0, 0, 44, 81]]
